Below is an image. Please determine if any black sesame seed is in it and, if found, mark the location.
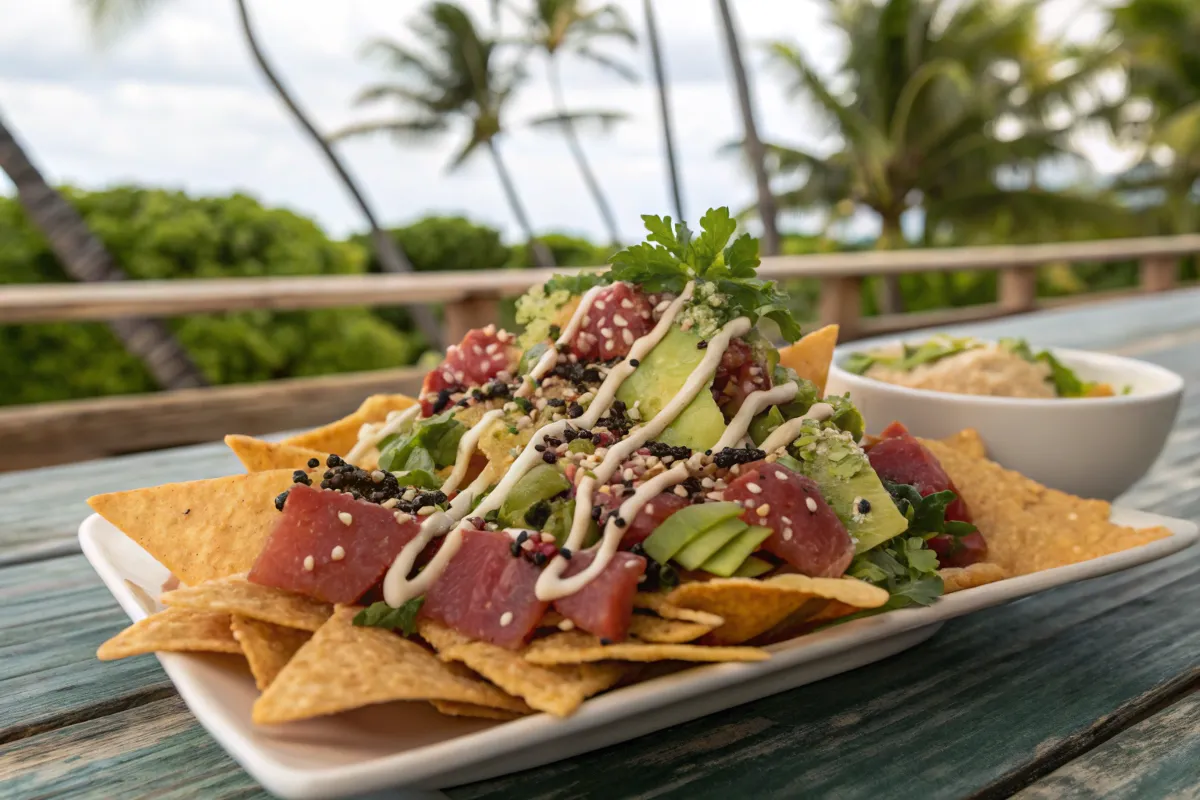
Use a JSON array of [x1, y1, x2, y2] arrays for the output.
[[326, 454, 344, 468], [274, 491, 289, 511], [600, 638, 613, 646], [629, 359, 640, 367], [510, 541, 521, 557], [560, 548, 573, 560], [547, 397, 565, 407], [292, 470, 312, 486], [567, 403, 584, 419], [697, 340, 708, 350], [533, 552, 548, 566], [307, 458, 320, 469], [614, 517, 627, 528], [857, 498, 872, 514], [542, 451, 558, 464], [591, 505, 603, 520], [516, 531, 529, 544], [545, 437, 562, 448], [535, 444, 546, 453], [431, 387, 454, 414]]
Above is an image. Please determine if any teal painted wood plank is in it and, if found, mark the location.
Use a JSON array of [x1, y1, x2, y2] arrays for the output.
[[1014, 693, 1200, 800], [0, 696, 269, 799]]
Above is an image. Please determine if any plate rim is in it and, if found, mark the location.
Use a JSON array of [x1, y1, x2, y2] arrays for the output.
[[79, 508, 1199, 799]]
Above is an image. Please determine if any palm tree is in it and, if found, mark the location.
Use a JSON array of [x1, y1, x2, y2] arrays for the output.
[[509, 0, 638, 247], [714, 0, 780, 256], [0, 112, 206, 390], [78, 0, 444, 348], [752, 0, 1121, 309], [336, 2, 555, 268], [642, 0, 685, 221], [1109, 0, 1200, 233]]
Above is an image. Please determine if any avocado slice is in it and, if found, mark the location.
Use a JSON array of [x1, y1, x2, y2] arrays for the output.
[[748, 406, 784, 446], [732, 555, 774, 578], [642, 501, 744, 564], [498, 464, 570, 528], [782, 423, 909, 554], [674, 518, 748, 571], [701, 524, 773, 577], [615, 326, 725, 450]]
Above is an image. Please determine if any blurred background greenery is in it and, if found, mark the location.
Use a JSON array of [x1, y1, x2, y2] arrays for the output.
[[2, 0, 1198, 406]]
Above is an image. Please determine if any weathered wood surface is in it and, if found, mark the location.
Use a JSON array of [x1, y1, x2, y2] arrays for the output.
[[1, 292, 1199, 799], [0, 365, 423, 472]]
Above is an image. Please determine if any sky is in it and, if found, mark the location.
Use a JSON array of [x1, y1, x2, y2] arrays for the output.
[[0, 0, 1132, 244]]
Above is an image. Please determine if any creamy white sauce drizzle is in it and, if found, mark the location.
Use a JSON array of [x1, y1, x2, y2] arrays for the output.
[[346, 405, 420, 465], [712, 382, 800, 453], [439, 409, 503, 496], [759, 402, 835, 454], [516, 284, 606, 399]]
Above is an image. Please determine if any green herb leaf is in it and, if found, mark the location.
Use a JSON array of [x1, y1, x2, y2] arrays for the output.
[[544, 272, 609, 296], [377, 409, 465, 476], [352, 597, 425, 635], [391, 468, 441, 490], [1037, 350, 1091, 397]]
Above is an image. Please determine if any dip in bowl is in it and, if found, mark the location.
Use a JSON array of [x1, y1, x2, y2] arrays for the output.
[[827, 337, 1183, 500]]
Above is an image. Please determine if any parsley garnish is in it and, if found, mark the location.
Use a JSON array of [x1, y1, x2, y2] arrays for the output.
[[352, 596, 425, 635], [607, 208, 804, 342], [999, 338, 1099, 397]]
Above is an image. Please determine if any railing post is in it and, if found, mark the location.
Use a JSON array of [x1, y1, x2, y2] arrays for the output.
[[819, 276, 862, 341], [1139, 255, 1177, 293], [998, 266, 1038, 313], [443, 295, 500, 346]]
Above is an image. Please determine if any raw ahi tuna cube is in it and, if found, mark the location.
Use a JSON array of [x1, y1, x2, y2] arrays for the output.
[[554, 549, 646, 641]]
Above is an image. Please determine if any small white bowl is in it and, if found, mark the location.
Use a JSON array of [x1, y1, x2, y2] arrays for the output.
[[825, 343, 1184, 500]]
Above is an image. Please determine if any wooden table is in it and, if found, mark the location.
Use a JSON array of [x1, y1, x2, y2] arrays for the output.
[[3, 290, 1199, 800]]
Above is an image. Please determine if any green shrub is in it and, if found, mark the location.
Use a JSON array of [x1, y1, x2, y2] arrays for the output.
[[0, 187, 422, 406]]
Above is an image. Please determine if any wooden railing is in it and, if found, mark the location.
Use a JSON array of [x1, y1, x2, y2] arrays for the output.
[[2, 234, 1199, 470]]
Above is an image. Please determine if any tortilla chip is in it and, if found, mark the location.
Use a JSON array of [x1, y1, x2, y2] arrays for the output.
[[226, 435, 328, 473], [777, 324, 839, 394], [430, 700, 529, 721], [628, 614, 716, 644], [419, 620, 624, 717], [231, 615, 311, 690], [923, 440, 1172, 575], [666, 575, 889, 645], [253, 607, 529, 724], [281, 394, 417, 456], [524, 630, 768, 665], [162, 575, 332, 632], [97, 608, 241, 660], [940, 562, 1008, 593], [88, 469, 311, 586], [632, 593, 725, 628], [938, 428, 987, 460]]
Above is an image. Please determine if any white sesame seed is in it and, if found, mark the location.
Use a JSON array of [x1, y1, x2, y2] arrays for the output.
[[613, 314, 628, 327], [338, 511, 353, 526], [371, 470, 385, 483], [395, 511, 412, 524], [331, 545, 345, 561], [747, 482, 763, 495], [743, 499, 756, 509], [623, 468, 635, 481], [774, 471, 788, 480], [674, 485, 689, 497], [783, 528, 793, 541], [605, 340, 614, 351], [781, 516, 792, 525], [622, 329, 634, 345], [303, 555, 314, 571], [486, 342, 499, 354], [499, 611, 513, 627], [644, 504, 655, 515], [595, 300, 606, 310], [417, 506, 436, 516], [701, 477, 715, 489], [706, 491, 726, 502], [558, 619, 575, 631], [756, 503, 771, 517], [381, 497, 399, 509], [625, 560, 640, 569], [473, 345, 484, 356], [402, 489, 417, 502], [806, 497, 818, 512], [601, 327, 613, 338], [620, 298, 634, 309], [541, 532, 556, 543]]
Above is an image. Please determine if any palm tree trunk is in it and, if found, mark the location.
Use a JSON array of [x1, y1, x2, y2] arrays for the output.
[[547, 57, 621, 247], [876, 213, 906, 314], [642, 0, 685, 221], [486, 140, 555, 267], [714, 0, 780, 256], [0, 111, 207, 390], [233, 0, 443, 349]]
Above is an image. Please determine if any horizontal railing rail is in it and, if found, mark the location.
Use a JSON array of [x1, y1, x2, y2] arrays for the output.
[[2, 234, 1198, 470]]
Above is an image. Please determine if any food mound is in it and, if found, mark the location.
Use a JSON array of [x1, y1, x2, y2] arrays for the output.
[[90, 209, 1170, 723], [845, 335, 1118, 398]]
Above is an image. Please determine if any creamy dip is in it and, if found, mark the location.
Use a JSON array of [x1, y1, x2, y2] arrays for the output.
[[864, 343, 1056, 398]]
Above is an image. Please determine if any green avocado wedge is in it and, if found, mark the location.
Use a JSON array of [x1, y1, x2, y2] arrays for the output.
[[615, 326, 725, 450], [732, 555, 775, 578], [498, 464, 570, 528], [673, 518, 749, 571], [642, 501, 745, 565], [701, 524, 774, 577]]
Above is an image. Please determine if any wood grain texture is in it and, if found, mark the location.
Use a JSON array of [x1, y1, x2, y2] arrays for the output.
[[1014, 693, 1200, 800]]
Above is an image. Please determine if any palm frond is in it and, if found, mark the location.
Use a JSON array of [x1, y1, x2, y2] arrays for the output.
[[329, 117, 448, 144], [527, 108, 628, 131], [571, 46, 639, 81], [76, 0, 164, 42]]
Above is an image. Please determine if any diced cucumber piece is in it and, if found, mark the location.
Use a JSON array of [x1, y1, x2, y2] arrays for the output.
[[701, 525, 773, 577], [642, 501, 745, 564], [732, 556, 774, 578], [674, 518, 749, 571]]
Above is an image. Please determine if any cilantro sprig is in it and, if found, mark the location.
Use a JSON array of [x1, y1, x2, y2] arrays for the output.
[[607, 208, 803, 342], [352, 596, 425, 636]]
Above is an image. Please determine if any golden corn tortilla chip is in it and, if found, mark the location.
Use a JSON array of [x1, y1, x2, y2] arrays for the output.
[[88, 469, 312, 586], [281, 394, 417, 456], [631, 593, 725, 628], [938, 428, 987, 460], [231, 615, 311, 691], [162, 575, 332, 632], [777, 324, 839, 394], [97, 608, 242, 660], [430, 700, 529, 721], [923, 440, 1172, 576], [226, 435, 328, 473], [628, 614, 716, 644], [524, 630, 768, 665], [419, 620, 624, 717], [253, 607, 529, 724], [666, 575, 889, 645], [940, 562, 1008, 593]]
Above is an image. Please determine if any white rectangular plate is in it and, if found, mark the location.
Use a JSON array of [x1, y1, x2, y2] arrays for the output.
[[81, 509, 1197, 800]]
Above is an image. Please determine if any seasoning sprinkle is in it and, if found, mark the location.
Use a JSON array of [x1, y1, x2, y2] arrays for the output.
[[338, 511, 353, 526], [330, 545, 345, 561], [302, 555, 314, 572], [805, 497, 818, 513]]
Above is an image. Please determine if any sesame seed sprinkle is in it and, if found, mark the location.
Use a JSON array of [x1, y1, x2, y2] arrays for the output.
[[331, 545, 345, 561], [302, 555, 314, 571], [338, 511, 353, 526], [756, 503, 771, 517], [747, 482, 763, 495], [805, 497, 818, 512], [499, 612, 514, 627]]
